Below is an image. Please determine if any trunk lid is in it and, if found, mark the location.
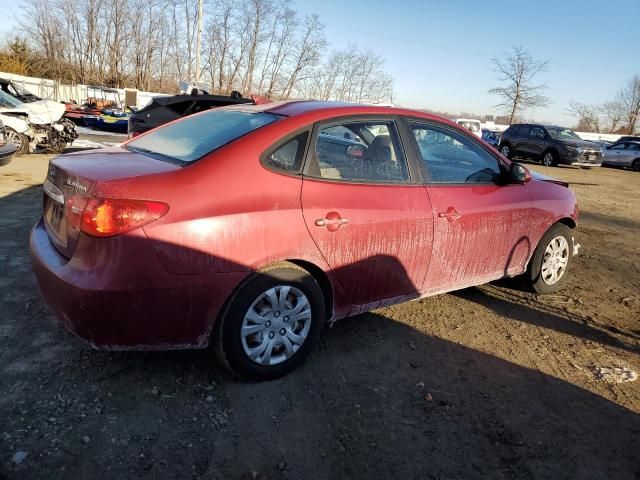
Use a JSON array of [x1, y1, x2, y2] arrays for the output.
[[42, 147, 180, 258]]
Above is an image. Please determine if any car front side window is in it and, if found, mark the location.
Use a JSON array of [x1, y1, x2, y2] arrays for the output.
[[311, 121, 409, 183], [411, 123, 502, 184], [531, 127, 546, 139], [611, 143, 627, 150]]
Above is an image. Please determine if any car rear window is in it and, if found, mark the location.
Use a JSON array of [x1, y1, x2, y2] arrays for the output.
[[126, 109, 279, 164]]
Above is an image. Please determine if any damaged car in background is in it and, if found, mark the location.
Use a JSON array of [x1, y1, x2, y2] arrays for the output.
[[0, 90, 77, 155], [128, 81, 257, 137]]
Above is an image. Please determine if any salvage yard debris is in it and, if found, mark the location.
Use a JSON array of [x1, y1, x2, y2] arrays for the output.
[[590, 365, 638, 383]]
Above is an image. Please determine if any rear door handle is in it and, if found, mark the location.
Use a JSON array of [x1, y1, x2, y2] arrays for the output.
[[315, 217, 349, 227]]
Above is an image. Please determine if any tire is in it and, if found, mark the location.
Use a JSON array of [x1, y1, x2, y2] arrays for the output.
[[214, 262, 325, 381], [632, 159, 640, 172], [499, 144, 512, 159], [541, 150, 557, 167], [5, 127, 29, 155], [525, 223, 573, 294], [50, 137, 67, 154]]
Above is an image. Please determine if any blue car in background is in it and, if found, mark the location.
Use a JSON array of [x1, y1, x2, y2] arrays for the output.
[[482, 129, 501, 149]]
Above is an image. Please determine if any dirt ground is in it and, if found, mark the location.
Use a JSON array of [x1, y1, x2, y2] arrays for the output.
[[1, 154, 638, 480]]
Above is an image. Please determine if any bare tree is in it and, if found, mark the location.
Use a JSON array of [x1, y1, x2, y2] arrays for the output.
[[601, 100, 624, 133], [617, 75, 640, 134], [567, 101, 600, 132], [281, 14, 325, 99], [489, 46, 549, 124]]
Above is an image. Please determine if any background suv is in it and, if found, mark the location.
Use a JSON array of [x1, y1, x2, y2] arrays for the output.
[[499, 124, 602, 167]]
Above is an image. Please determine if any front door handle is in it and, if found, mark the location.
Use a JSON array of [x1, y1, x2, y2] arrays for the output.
[[315, 212, 349, 232], [438, 208, 461, 219]]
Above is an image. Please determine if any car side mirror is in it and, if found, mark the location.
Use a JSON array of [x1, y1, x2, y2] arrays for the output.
[[509, 163, 531, 183]]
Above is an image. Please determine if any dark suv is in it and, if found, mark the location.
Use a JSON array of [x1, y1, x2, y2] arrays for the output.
[[499, 124, 602, 167]]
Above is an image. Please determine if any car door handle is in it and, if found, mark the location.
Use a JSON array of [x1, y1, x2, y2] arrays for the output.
[[438, 209, 461, 219], [315, 217, 349, 227]]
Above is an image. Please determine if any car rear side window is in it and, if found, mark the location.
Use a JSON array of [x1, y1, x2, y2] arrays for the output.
[[309, 121, 409, 183], [126, 110, 279, 164], [411, 123, 502, 184], [263, 132, 309, 173]]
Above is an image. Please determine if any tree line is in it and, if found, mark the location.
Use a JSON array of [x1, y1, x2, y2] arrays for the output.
[[1, 0, 393, 104], [567, 76, 640, 134]]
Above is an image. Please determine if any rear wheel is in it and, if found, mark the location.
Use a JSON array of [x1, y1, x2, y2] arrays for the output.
[[525, 223, 573, 294], [542, 150, 557, 167], [215, 262, 325, 381], [5, 128, 29, 155], [632, 159, 640, 172]]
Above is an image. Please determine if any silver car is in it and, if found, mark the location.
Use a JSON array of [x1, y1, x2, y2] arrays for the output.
[[602, 141, 640, 172]]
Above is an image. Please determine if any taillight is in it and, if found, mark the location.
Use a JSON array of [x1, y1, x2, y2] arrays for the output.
[[80, 198, 169, 237]]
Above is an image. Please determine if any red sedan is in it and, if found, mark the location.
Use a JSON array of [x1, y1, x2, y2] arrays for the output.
[[30, 101, 579, 380]]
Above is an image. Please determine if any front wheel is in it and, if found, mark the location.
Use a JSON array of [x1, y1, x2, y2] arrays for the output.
[[541, 151, 557, 167], [500, 144, 511, 159], [5, 127, 29, 155], [632, 159, 640, 172], [525, 223, 574, 294], [214, 262, 325, 381]]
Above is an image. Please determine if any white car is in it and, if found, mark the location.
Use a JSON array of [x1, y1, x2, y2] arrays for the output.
[[455, 118, 482, 138], [601, 141, 640, 172], [0, 90, 77, 155]]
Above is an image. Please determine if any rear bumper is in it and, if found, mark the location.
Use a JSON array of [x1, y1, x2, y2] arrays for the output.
[[30, 218, 246, 350]]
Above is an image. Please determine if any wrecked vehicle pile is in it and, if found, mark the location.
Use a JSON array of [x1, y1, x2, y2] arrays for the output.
[[0, 90, 77, 155]]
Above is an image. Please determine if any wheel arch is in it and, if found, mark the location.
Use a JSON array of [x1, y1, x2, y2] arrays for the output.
[[557, 217, 576, 229], [286, 259, 334, 322], [542, 147, 559, 159], [211, 258, 335, 345]]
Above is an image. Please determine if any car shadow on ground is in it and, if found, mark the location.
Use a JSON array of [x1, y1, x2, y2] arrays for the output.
[[4, 312, 639, 480], [1, 183, 639, 479], [453, 284, 640, 353]]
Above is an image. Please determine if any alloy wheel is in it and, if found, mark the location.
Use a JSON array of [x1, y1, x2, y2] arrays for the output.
[[241, 285, 312, 366], [500, 145, 510, 157], [541, 235, 569, 285], [6, 129, 22, 147], [542, 152, 554, 167]]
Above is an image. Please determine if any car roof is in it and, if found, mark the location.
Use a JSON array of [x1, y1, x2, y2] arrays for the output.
[[220, 100, 467, 132], [243, 100, 450, 122]]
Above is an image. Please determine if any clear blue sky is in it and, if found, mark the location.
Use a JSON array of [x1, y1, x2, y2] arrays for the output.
[[2, 0, 638, 125]]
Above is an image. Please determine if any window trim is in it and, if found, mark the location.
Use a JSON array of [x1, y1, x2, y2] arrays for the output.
[[302, 115, 420, 186], [259, 128, 312, 177], [403, 118, 510, 186]]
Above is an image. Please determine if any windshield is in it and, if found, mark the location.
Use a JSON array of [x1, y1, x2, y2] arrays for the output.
[[126, 109, 279, 164], [546, 127, 580, 140], [458, 121, 480, 133], [0, 89, 23, 108], [10, 82, 34, 97]]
